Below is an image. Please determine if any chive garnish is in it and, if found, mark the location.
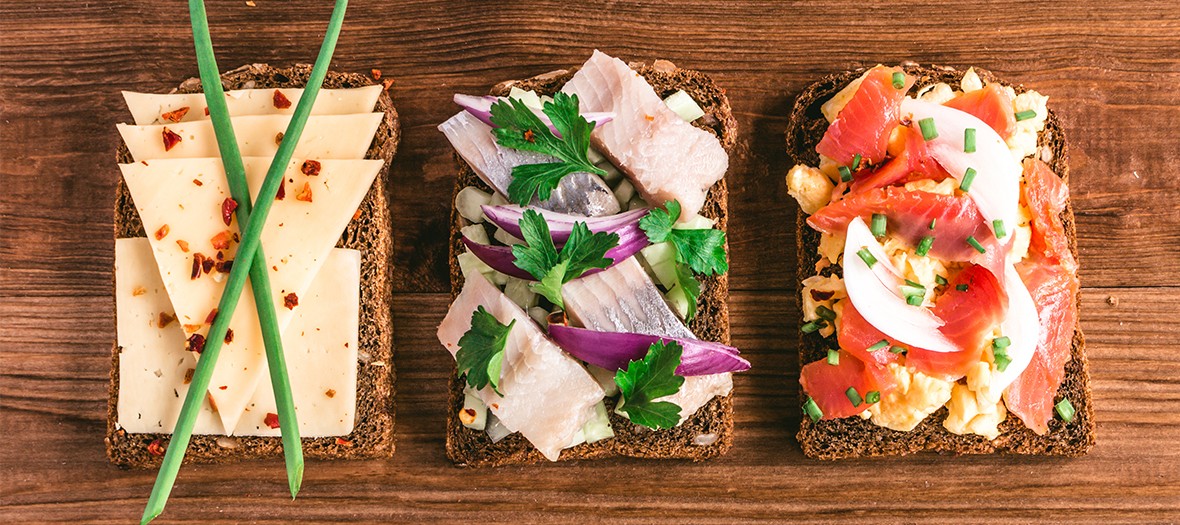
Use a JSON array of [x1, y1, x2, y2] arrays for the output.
[[993, 336, 1012, 350], [964, 127, 977, 153], [967, 235, 986, 254], [1055, 398, 1076, 422], [801, 320, 825, 333], [890, 345, 907, 355], [993, 348, 1012, 372], [845, 387, 863, 407], [815, 305, 837, 322], [852, 153, 863, 171], [960, 167, 977, 192], [901, 285, 926, 299], [916, 235, 934, 256], [839, 165, 853, 182], [929, 218, 937, 230], [827, 349, 840, 365], [142, 1, 348, 523], [871, 213, 887, 237], [956, 283, 969, 292], [1015, 109, 1037, 122], [857, 248, 877, 268], [804, 396, 824, 422], [993, 219, 1007, 239], [904, 279, 923, 288], [892, 71, 905, 89], [935, 275, 948, 286], [906, 294, 924, 306], [865, 390, 881, 404], [868, 339, 889, 352], [919, 117, 938, 140]]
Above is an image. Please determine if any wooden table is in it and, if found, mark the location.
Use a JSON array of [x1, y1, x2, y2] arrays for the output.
[[3, 1, 1179, 522]]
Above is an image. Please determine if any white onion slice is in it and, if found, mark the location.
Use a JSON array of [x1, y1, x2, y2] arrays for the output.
[[900, 98, 1021, 238], [843, 217, 957, 352], [994, 264, 1039, 396]]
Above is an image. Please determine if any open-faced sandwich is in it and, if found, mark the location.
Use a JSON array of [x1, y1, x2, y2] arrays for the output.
[[785, 64, 1094, 458], [107, 63, 399, 466], [437, 50, 748, 465]]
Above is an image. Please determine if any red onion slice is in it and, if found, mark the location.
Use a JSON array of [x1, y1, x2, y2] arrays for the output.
[[482, 205, 649, 246], [454, 94, 615, 136], [461, 230, 650, 282], [547, 324, 750, 376]]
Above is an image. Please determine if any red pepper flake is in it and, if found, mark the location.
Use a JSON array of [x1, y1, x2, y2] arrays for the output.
[[183, 368, 194, 385], [186, 333, 206, 354], [224, 328, 234, 344], [204, 308, 218, 325], [192, 178, 203, 186], [810, 289, 835, 301], [131, 286, 147, 297], [381, 78, 395, 91], [274, 131, 284, 145], [158, 312, 176, 328], [203, 107, 210, 116], [275, 178, 286, 200], [215, 250, 224, 261], [215, 259, 233, 273], [191, 253, 205, 279], [352, 209, 362, 221], [221, 198, 238, 226], [370, 68, 382, 80], [284, 293, 299, 310], [161, 127, 182, 151], [335, 437, 353, 447], [161, 106, 190, 123], [176, 239, 190, 252], [644, 114, 654, 121], [153, 224, 169, 240], [325, 389, 336, 398], [201, 257, 215, 275], [272, 89, 292, 109], [300, 159, 321, 176], [183, 324, 203, 333], [210, 230, 233, 250], [523, 129, 536, 143], [147, 438, 165, 456], [295, 182, 313, 202], [264, 412, 281, 429], [218, 385, 228, 390]]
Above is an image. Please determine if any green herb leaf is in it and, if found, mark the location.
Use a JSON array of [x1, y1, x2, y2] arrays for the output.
[[615, 340, 685, 429], [490, 93, 605, 205], [511, 209, 618, 308], [456, 306, 516, 395], [674, 262, 701, 323], [640, 200, 728, 275], [531, 260, 569, 308]]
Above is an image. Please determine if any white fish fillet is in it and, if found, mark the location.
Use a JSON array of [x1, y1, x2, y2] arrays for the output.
[[438, 111, 620, 217], [561, 256, 732, 424], [438, 272, 604, 461], [561, 50, 728, 220]]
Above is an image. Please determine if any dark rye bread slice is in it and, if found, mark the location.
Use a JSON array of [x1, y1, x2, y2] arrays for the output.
[[106, 63, 400, 467], [444, 60, 738, 467], [786, 64, 1095, 459]]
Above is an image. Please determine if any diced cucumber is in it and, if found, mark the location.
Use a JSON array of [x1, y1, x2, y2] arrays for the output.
[[459, 387, 488, 430], [586, 364, 621, 397], [504, 277, 538, 309], [527, 306, 549, 325], [587, 147, 606, 165], [455, 186, 492, 223], [663, 90, 706, 122], [487, 190, 508, 207], [581, 401, 615, 444], [493, 227, 523, 246], [508, 87, 543, 110], [674, 213, 716, 230], [640, 242, 678, 289], [485, 413, 512, 443], [613, 179, 636, 208], [460, 224, 489, 245], [457, 251, 509, 287], [665, 284, 691, 320]]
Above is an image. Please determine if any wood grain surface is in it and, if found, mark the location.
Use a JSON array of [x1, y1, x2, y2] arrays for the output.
[[2, 0, 1179, 522]]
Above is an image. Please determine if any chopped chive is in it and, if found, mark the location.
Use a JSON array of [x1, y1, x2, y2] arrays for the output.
[[1055, 398, 1076, 422], [892, 71, 905, 89], [967, 235, 986, 254], [960, 167, 977, 192], [857, 248, 877, 268], [865, 390, 881, 404], [916, 235, 935, 256], [804, 396, 824, 422], [935, 275, 948, 286], [815, 305, 837, 322], [919, 117, 938, 141], [890, 345, 908, 355], [801, 320, 825, 334], [871, 213, 887, 237], [929, 218, 937, 230], [993, 336, 1012, 350], [993, 349, 1012, 372], [852, 153, 863, 171], [993, 219, 1007, 239], [901, 284, 926, 298], [904, 279, 923, 288], [964, 128, 977, 153], [906, 294, 924, 306], [839, 165, 853, 182], [845, 387, 863, 407], [1015, 109, 1037, 122], [868, 339, 890, 352], [827, 349, 840, 365], [956, 283, 969, 292]]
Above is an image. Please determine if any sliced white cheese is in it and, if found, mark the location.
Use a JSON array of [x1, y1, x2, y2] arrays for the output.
[[119, 157, 380, 431], [115, 238, 361, 436], [117, 113, 382, 161], [123, 85, 382, 125]]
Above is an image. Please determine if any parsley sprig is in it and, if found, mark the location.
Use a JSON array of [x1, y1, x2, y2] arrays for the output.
[[456, 306, 515, 395], [639, 200, 728, 321], [512, 209, 619, 308], [489, 92, 606, 206], [615, 340, 685, 429]]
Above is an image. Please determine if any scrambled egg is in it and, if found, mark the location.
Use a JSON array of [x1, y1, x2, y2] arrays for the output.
[[818, 155, 843, 183], [862, 363, 954, 432], [904, 178, 957, 196], [960, 67, 984, 93], [801, 275, 847, 338], [1006, 88, 1050, 161], [917, 82, 956, 104], [1009, 204, 1033, 264], [817, 232, 844, 267], [881, 236, 950, 303], [786, 164, 835, 215], [944, 382, 1008, 439], [821, 68, 874, 122]]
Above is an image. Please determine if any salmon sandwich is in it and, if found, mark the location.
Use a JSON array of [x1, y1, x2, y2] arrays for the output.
[[437, 51, 748, 466], [785, 64, 1094, 459]]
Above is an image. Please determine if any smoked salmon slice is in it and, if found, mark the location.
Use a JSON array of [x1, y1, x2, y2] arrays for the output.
[[907, 264, 1008, 380], [944, 84, 1017, 140], [816, 66, 913, 167], [800, 348, 896, 420]]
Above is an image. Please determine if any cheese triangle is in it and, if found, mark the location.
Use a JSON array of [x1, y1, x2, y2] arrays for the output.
[[119, 157, 380, 431], [117, 113, 383, 161], [115, 238, 361, 436], [123, 85, 382, 125]]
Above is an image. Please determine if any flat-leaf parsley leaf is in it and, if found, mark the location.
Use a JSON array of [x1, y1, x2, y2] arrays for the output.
[[615, 340, 685, 429], [456, 306, 515, 395], [511, 209, 618, 308]]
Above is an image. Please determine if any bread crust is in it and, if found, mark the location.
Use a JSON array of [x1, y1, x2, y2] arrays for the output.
[[106, 64, 399, 467], [444, 59, 738, 466], [787, 64, 1095, 459]]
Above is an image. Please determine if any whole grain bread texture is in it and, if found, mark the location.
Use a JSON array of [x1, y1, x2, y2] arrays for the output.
[[445, 59, 738, 467], [786, 63, 1094, 459], [107, 63, 399, 468]]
